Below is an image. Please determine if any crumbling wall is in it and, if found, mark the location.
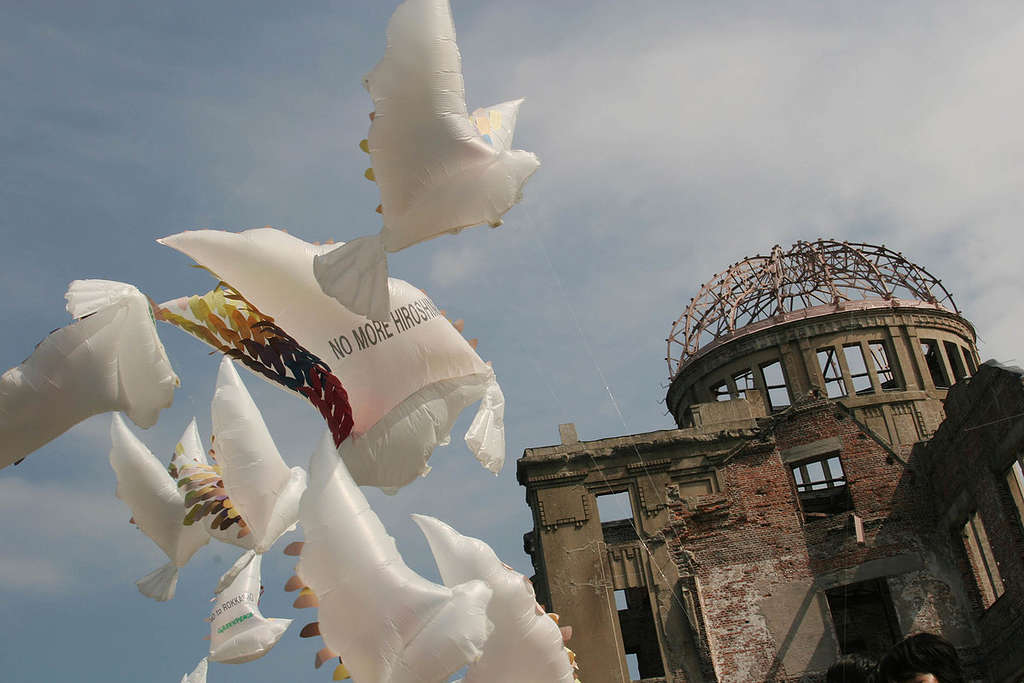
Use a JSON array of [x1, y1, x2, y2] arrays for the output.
[[665, 395, 979, 681]]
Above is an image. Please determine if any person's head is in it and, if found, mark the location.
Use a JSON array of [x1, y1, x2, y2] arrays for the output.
[[827, 653, 878, 683], [877, 633, 964, 683]]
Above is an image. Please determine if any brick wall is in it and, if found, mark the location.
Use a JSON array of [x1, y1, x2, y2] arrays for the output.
[[665, 393, 979, 681]]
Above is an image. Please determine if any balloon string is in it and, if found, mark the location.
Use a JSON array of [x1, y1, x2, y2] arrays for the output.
[[520, 205, 700, 633]]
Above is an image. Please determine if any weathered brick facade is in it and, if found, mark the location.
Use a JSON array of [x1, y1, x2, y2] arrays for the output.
[[664, 392, 982, 681], [519, 350, 1024, 681]]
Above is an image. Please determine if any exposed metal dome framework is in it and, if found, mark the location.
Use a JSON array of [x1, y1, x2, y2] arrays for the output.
[[667, 240, 959, 379]]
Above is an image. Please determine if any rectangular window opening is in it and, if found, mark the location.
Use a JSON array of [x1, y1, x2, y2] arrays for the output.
[[869, 341, 902, 390], [920, 340, 950, 389], [791, 454, 852, 518], [844, 344, 874, 395], [944, 341, 968, 383], [961, 346, 977, 374], [617, 587, 665, 681], [710, 380, 730, 402], [817, 347, 848, 398], [1005, 459, 1024, 533], [733, 368, 755, 400], [596, 491, 637, 543], [760, 360, 791, 411], [962, 510, 1005, 608], [825, 579, 900, 657]]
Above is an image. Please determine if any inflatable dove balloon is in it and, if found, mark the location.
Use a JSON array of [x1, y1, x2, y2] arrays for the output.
[[158, 228, 505, 493], [413, 515, 579, 683], [313, 0, 540, 320], [287, 431, 494, 683], [208, 553, 291, 664], [108, 414, 210, 601], [1, 279, 178, 469], [176, 357, 306, 587], [180, 658, 207, 683]]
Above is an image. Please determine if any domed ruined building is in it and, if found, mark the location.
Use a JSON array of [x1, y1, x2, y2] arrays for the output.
[[518, 240, 1024, 682]]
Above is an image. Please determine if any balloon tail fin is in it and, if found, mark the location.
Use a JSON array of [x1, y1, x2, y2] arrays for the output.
[[137, 561, 179, 602], [465, 371, 505, 474], [215, 549, 257, 594], [313, 234, 390, 321], [65, 279, 139, 319]]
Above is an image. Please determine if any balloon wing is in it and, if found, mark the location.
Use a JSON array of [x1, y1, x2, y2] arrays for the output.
[[1, 279, 178, 469], [290, 431, 494, 682], [109, 414, 210, 601], [155, 283, 355, 449], [208, 552, 291, 664], [176, 357, 306, 558], [210, 357, 306, 554], [313, 0, 539, 319], [158, 228, 505, 493], [413, 515, 578, 683]]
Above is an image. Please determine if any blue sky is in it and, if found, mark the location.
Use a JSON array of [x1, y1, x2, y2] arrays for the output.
[[3, 1, 1023, 681]]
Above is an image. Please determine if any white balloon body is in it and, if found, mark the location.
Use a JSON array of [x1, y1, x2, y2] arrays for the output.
[[0, 279, 178, 469], [296, 431, 494, 683], [158, 228, 505, 493], [413, 515, 576, 683], [108, 414, 210, 601], [208, 553, 291, 664], [180, 657, 207, 683], [312, 0, 539, 320]]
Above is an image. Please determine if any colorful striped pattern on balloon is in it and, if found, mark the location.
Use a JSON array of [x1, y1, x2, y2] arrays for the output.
[[156, 284, 354, 447]]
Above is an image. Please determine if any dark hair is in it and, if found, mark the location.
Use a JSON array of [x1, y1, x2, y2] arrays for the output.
[[877, 633, 964, 683], [827, 653, 878, 683]]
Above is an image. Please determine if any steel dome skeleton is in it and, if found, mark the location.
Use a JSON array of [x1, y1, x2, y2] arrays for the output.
[[667, 240, 958, 379]]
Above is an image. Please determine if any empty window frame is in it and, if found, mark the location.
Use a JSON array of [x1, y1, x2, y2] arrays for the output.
[[791, 454, 852, 517], [825, 579, 900, 656], [1006, 458, 1024, 532], [733, 368, 756, 400], [710, 380, 731, 402], [596, 491, 637, 543], [944, 341, 968, 382], [961, 346, 977, 374], [920, 339, 950, 389], [760, 359, 791, 410], [962, 510, 1005, 608], [844, 344, 874, 395], [616, 587, 665, 680], [817, 348, 848, 398], [868, 340, 901, 390]]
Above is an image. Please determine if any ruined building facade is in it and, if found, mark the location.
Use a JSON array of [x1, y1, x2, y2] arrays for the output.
[[517, 241, 1024, 681]]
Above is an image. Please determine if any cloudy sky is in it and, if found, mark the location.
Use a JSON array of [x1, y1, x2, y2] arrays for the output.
[[2, 1, 1023, 681]]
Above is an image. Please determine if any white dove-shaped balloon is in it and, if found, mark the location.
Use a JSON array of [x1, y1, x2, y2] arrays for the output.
[[108, 414, 210, 602], [291, 431, 494, 683], [176, 357, 307, 589], [207, 553, 291, 664], [313, 0, 540, 320], [158, 228, 505, 494], [1, 279, 178, 469], [413, 515, 578, 683]]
